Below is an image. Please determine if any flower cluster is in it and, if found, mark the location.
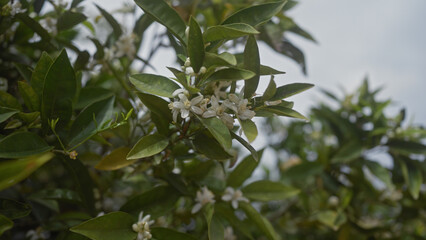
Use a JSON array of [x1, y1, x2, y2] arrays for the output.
[[221, 187, 249, 209], [2, 1, 25, 16], [191, 186, 215, 214], [181, 58, 206, 77], [132, 212, 154, 240]]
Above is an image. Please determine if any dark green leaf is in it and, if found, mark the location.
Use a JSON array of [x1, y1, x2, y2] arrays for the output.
[[0, 199, 31, 219], [18, 81, 39, 112], [193, 132, 233, 160], [331, 140, 363, 164], [0, 107, 19, 124], [17, 13, 51, 40], [127, 134, 169, 160], [198, 117, 232, 149], [68, 96, 115, 147], [188, 17, 204, 73], [205, 206, 224, 240], [95, 147, 135, 171], [151, 227, 197, 240], [203, 68, 255, 85], [130, 74, 180, 98], [57, 11, 87, 31], [231, 132, 259, 162], [0, 152, 54, 191], [204, 52, 237, 67], [365, 160, 393, 189], [262, 106, 307, 120], [262, 78, 276, 101], [227, 150, 264, 188], [95, 4, 122, 38], [70, 212, 137, 240], [14, 63, 32, 82], [400, 159, 422, 200], [134, 0, 187, 45], [0, 214, 13, 236], [0, 91, 22, 111], [31, 52, 53, 97], [282, 162, 323, 181], [259, 65, 285, 76], [242, 180, 300, 201], [270, 83, 314, 101], [203, 23, 259, 42], [32, 188, 82, 203], [239, 202, 278, 240], [222, 1, 287, 27], [0, 131, 53, 159], [243, 35, 260, 98], [75, 87, 114, 110], [387, 139, 426, 155]]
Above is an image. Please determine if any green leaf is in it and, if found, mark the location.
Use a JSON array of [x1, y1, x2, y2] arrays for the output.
[[0, 91, 22, 111], [0, 199, 31, 219], [282, 162, 323, 181], [188, 17, 204, 73], [134, 0, 187, 45], [231, 132, 259, 162], [203, 68, 255, 85], [262, 78, 277, 101], [243, 35, 260, 98], [262, 106, 308, 120], [41, 49, 77, 129], [32, 188, 82, 203], [198, 117, 232, 150], [387, 139, 426, 156], [259, 65, 286, 76], [203, 23, 259, 42], [95, 147, 135, 171], [204, 52, 237, 67], [239, 202, 278, 240], [0, 152, 54, 191], [331, 140, 363, 164], [76, 87, 114, 110], [18, 81, 39, 112], [127, 134, 169, 160], [0, 107, 19, 124], [17, 13, 51, 40], [205, 206, 224, 240], [227, 150, 264, 188], [400, 159, 422, 200], [0, 131, 53, 159], [68, 96, 115, 147], [239, 119, 258, 143], [270, 83, 314, 101], [14, 63, 32, 82], [364, 160, 393, 189], [193, 132, 233, 160], [316, 210, 347, 230], [57, 11, 87, 31], [151, 227, 197, 240], [95, 4, 122, 38], [120, 186, 179, 218], [215, 203, 253, 239], [130, 74, 180, 98], [70, 212, 137, 240], [0, 214, 13, 236], [242, 180, 300, 201], [31, 52, 53, 97], [222, 1, 287, 27], [137, 93, 172, 135]]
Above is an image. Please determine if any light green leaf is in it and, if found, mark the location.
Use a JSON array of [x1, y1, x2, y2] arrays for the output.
[[127, 134, 169, 160], [95, 147, 135, 171], [242, 180, 300, 201], [203, 23, 259, 42], [270, 83, 314, 101], [0, 214, 13, 236], [262, 78, 277, 101], [188, 17, 204, 73], [203, 68, 255, 85], [68, 96, 115, 147], [365, 160, 393, 189], [130, 74, 180, 98], [0, 199, 31, 219], [0, 132, 53, 159], [204, 52, 237, 67], [316, 210, 347, 230], [239, 119, 258, 143], [259, 65, 286, 75], [134, 0, 187, 45], [400, 159, 422, 200], [0, 152, 54, 191], [205, 206, 224, 240], [18, 81, 39, 112], [263, 106, 308, 120], [0, 107, 19, 124], [151, 227, 197, 240], [227, 150, 264, 188], [41, 49, 77, 129], [0, 91, 22, 111], [198, 117, 232, 150], [70, 212, 137, 240], [95, 4, 122, 38], [244, 35, 260, 98], [239, 202, 278, 240], [31, 52, 53, 97], [222, 1, 287, 27], [331, 140, 363, 164], [57, 11, 87, 31]]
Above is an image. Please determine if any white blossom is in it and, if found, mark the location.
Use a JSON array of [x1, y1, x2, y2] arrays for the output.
[[212, 81, 232, 99], [132, 211, 154, 240], [4, 1, 25, 16], [115, 33, 137, 59], [222, 187, 249, 209], [168, 93, 204, 122], [26, 228, 50, 240], [191, 186, 215, 214], [185, 66, 195, 76], [199, 66, 207, 75], [202, 96, 234, 129], [224, 226, 237, 240], [224, 94, 255, 120], [40, 17, 57, 36]]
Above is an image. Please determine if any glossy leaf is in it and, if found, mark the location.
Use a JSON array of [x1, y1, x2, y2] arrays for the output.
[[137, 93, 172, 134], [57, 11, 87, 31], [242, 180, 300, 201], [243, 35, 260, 98], [127, 134, 169, 160], [203, 68, 255, 85], [222, 1, 287, 27], [151, 227, 197, 240], [0, 107, 19, 124], [75, 87, 114, 110], [0, 131, 53, 159], [270, 83, 314, 101], [130, 74, 180, 98], [204, 52, 237, 67], [0, 199, 31, 219], [0, 214, 13, 236], [41, 49, 77, 129], [68, 96, 115, 147], [239, 119, 258, 142], [95, 4, 122, 38], [18, 81, 39, 112], [31, 52, 53, 97], [95, 147, 134, 171], [70, 212, 137, 240], [227, 150, 264, 188], [134, 0, 187, 45], [203, 23, 259, 42], [188, 17, 204, 73], [239, 202, 278, 240], [0, 152, 54, 191], [198, 117, 232, 150]]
